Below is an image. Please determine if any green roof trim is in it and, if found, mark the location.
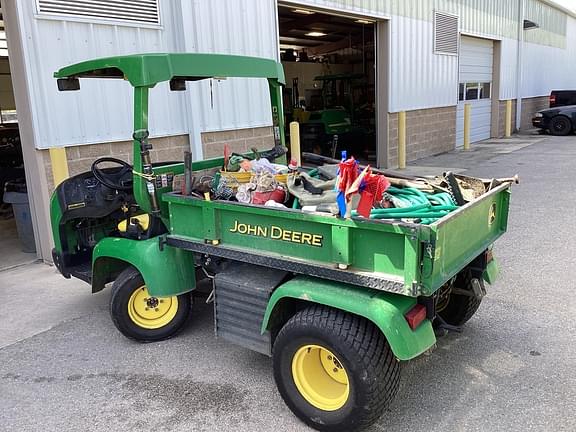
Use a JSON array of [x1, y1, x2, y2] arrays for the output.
[[54, 53, 286, 87]]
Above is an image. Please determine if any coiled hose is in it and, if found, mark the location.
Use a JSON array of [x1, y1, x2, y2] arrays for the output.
[[351, 186, 458, 224]]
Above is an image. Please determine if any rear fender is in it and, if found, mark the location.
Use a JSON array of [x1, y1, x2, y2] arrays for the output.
[[92, 236, 196, 297], [261, 276, 436, 361]]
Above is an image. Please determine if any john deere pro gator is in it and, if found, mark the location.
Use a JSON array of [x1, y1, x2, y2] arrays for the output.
[[50, 53, 511, 431]]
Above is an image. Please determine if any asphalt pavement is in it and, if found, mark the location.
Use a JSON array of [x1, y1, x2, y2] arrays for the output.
[[1, 134, 575, 431]]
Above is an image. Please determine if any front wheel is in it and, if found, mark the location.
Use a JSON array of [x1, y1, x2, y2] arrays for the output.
[[110, 267, 192, 342], [273, 306, 400, 431], [549, 116, 572, 136]]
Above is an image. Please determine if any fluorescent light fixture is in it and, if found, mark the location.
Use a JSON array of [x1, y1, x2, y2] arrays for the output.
[[293, 9, 315, 15], [355, 19, 373, 24], [305, 31, 327, 37]]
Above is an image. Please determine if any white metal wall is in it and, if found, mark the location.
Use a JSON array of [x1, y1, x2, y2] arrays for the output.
[[292, 0, 575, 112], [12, 0, 576, 151], [14, 0, 190, 149], [179, 0, 278, 135], [521, 16, 576, 98], [389, 14, 458, 112], [14, 0, 279, 150]]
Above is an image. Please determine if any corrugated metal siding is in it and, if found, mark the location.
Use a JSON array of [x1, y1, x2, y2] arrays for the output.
[[522, 15, 576, 97], [181, 0, 278, 133], [18, 0, 188, 149], [389, 15, 458, 112], [499, 38, 519, 100], [279, 0, 391, 18], [524, 0, 567, 47], [15, 0, 576, 149], [288, 0, 567, 47]]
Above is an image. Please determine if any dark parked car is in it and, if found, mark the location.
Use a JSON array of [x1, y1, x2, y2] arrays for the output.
[[532, 105, 576, 135], [549, 90, 576, 108]]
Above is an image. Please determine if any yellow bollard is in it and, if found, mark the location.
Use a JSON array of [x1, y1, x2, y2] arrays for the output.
[[289, 121, 301, 166], [463, 104, 471, 150], [398, 111, 406, 169], [505, 99, 512, 137], [49, 147, 69, 187]]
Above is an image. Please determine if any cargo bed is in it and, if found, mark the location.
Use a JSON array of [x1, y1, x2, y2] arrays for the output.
[[163, 182, 510, 297]]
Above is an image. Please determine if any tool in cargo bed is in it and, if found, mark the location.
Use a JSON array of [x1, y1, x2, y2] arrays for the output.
[[443, 171, 466, 206]]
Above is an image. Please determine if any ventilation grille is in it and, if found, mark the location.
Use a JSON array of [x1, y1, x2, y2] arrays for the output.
[[36, 0, 160, 25], [434, 11, 459, 55]]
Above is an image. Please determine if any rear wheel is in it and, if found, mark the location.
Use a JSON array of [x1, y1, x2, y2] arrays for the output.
[[273, 306, 400, 431], [437, 270, 483, 326], [110, 267, 192, 342], [550, 116, 572, 136]]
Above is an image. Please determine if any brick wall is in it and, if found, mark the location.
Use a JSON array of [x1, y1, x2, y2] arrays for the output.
[[41, 127, 275, 193], [41, 134, 189, 193], [387, 106, 456, 168], [201, 126, 274, 159], [520, 96, 549, 130]]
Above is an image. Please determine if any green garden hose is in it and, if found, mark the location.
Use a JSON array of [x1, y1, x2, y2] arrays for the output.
[[351, 187, 458, 224]]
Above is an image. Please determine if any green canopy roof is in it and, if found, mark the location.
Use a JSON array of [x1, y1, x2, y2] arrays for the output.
[[54, 53, 285, 87]]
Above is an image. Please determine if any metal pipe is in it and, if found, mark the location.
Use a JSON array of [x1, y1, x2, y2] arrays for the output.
[[515, 0, 525, 130], [398, 111, 406, 169]]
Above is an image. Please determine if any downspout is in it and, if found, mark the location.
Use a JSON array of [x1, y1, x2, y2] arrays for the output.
[[515, 0, 525, 131]]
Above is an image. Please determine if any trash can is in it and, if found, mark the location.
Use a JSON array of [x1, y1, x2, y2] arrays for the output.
[[4, 180, 36, 253]]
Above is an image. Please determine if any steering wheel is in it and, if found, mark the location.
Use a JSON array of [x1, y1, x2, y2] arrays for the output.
[[91, 157, 133, 191]]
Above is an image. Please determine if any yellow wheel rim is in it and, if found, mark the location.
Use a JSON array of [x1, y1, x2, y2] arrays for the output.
[[127, 286, 178, 330], [291, 344, 350, 411]]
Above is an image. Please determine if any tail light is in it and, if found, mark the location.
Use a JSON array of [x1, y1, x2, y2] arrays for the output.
[[550, 94, 556, 107], [405, 304, 427, 330]]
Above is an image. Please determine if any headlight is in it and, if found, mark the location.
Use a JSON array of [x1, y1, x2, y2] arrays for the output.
[[534, 112, 544, 118]]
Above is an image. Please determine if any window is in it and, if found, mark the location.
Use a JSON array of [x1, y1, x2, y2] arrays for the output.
[[459, 82, 492, 101], [480, 82, 491, 99], [465, 83, 479, 100], [434, 11, 459, 55], [36, 0, 160, 25]]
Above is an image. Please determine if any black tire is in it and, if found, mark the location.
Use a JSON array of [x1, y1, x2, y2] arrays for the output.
[[273, 306, 400, 432], [550, 116, 572, 136], [110, 266, 192, 342], [437, 270, 482, 326]]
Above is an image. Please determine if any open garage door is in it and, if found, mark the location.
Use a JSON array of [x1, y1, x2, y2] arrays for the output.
[[277, 5, 377, 161], [456, 36, 493, 148]]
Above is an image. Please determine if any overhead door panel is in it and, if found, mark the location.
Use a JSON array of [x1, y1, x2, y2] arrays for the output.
[[456, 36, 493, 148]]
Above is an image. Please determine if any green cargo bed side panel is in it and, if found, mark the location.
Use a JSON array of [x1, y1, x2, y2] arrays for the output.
[[92, 237, 196, 297], [262, 276, 436, 361]]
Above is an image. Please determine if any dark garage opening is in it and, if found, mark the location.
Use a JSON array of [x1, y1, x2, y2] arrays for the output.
[[278, 5, 376, 161]]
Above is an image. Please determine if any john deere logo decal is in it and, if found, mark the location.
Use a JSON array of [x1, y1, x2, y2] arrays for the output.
[[488, 203, 496, 225]]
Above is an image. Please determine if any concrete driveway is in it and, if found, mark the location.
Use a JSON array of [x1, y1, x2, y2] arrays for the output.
[[1, 134, 575, 431]]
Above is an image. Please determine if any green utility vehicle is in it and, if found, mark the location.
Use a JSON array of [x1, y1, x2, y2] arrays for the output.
[[301, 73, 371, 157], [51, 54, 510, 431]]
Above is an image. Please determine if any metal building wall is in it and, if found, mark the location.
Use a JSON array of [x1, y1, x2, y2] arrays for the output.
[[288, 0, 574, 112], [179, 0, 279, 135], [14, 0, 576, 150], [15, 1, 190, 149], [522, 15, 576, 97]]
